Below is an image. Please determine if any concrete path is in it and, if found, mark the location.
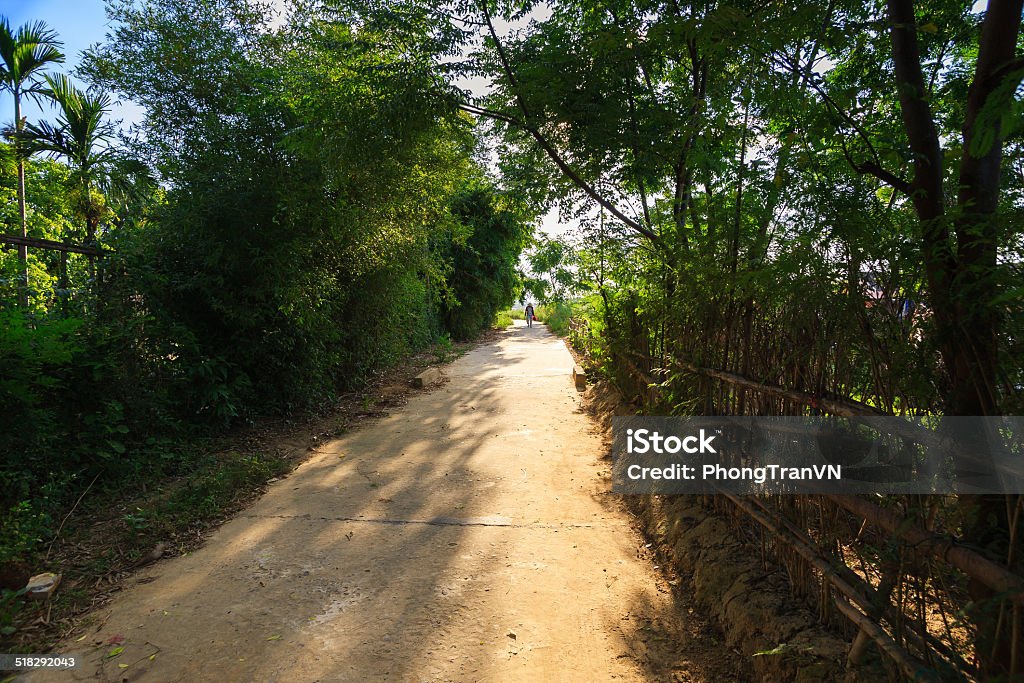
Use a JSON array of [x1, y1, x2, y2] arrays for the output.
[[31, 321, 733, 682]]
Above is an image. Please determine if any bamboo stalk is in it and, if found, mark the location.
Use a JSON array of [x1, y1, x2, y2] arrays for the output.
[[725, 492, 963, 678], [828, 495, 1024, 608], [623, 349, 1024, 604], [833, 596, 938, 682]]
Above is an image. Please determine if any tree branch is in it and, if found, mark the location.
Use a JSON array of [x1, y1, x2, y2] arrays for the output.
[[455, 101, 523, 127], [837, 136, 913, 194], [987, 55, 1024, 90], [776, 52, 913, 196], [476, 1, 661, 245], [886, 0, 946, 222]]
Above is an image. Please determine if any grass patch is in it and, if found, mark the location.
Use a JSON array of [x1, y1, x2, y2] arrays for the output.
[[493, 310, 514, 328], [508, 309, 526, 320], [0, 439, 291, 654], [146, 450, 291, 536]]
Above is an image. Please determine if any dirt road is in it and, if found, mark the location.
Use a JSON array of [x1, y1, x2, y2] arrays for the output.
[[30, 322, 743, 682]]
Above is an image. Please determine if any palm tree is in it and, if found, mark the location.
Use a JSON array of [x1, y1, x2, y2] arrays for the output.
[[22, 74, 116, 250], [0, 17, 64, 305]]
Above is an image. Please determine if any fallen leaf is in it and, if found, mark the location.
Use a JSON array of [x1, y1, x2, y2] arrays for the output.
[[107, 646, 124, 658], [106, 634, 125, 645], [75, 634, 88, 642], [266, 634, 281, 641], [118, 663, 129, 669]]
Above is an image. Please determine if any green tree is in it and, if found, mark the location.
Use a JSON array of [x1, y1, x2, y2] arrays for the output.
[[77, 0, 530, 414], [527, 234, 576, 303], [22, 74, 116, 250], [0, 17, 64, 305], [444, 180, 532, 339]]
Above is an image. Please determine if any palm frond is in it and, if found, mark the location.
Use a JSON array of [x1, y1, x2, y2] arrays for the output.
[[0, 17, 17, 71], [0, 17, 64, 91], [25, 42, 64, 70], [18, 74, 117, 180], [15, 20, 61, 48], [19, 118, 71, 158], [42, 73, 82, 112]]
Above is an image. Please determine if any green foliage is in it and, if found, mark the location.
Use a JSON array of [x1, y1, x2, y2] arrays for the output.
[[441, 180, 533, 340], [0, 503, 50, 566], [0, 310, 81, 468], [0, 4, 532, 571], [68, 2, 531, 415], [432, 332, 455, 363], [527, 235, 577, 303], [493, 310, 514, 328], [0, 150, 84, 309], [0, 587, 27, 637], [535, 302, 573, 337]]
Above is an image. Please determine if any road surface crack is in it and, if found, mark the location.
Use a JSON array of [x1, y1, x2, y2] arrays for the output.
[[237, 513, 601, 529]]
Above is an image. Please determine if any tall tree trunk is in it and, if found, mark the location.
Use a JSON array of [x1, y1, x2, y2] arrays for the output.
[[949, 0, 1022, 418], [888, 0, 1024, 675], [84, 178, 98, 287], [15, 91, 29, 308], [952, 1, 1024, 676]]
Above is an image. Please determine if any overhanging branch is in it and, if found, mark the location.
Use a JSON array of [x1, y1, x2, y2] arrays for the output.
[[475, 1, 662, 246], [775, 53, 912, 196]]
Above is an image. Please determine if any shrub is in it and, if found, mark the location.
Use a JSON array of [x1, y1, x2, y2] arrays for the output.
[[535, 302, 573, 336]]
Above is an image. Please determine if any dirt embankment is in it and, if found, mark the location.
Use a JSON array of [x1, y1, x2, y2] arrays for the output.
[[583, 382, 883, 683]]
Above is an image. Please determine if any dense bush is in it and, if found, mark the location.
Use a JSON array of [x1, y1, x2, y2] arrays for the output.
[[493, 310, 513, 328], [442, 183, 530, 340], [535, 302, 573, 336]]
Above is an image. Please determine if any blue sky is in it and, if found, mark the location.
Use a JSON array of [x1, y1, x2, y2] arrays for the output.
[[0, 0, 135, 126]]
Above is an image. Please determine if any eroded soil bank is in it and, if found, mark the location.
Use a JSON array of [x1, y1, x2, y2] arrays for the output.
[[585, 383, 885, 683]]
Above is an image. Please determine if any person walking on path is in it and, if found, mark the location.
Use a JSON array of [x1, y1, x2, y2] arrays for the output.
[[525, 302, 535, 328]]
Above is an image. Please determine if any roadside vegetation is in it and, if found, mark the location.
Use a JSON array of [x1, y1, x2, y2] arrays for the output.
[[493, 310, 514, 328], [493, 1, 1023, 675], [534, 302, 572, 337], [0, 2, 531, 647]]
